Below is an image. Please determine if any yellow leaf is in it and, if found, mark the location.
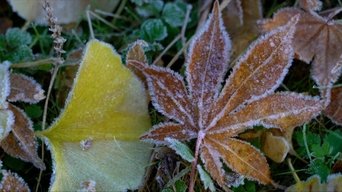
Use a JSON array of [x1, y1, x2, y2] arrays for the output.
[[8, 0, 120, 24], [37, 40, 152, 191], [261, 131, 289, 163], [286, 174, 342, 192]]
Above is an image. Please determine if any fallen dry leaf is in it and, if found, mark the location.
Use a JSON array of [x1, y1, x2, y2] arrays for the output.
[[8, 73, 45, 103], [223, 0, 262, 62], [323, 87, 342, 125], [260, 5, 342, 100], [0, 62, 45, 170], [299, 0, 322, 12], [1, 104, 45, 170], [0, 170, 30, 192], [126, 40, 148, 64], [126, 40, 149, 88], [130, 2, 322, 190], [261, 131, 289, 163], [224, 0, 243, 28], [240, 128, 301, 163]]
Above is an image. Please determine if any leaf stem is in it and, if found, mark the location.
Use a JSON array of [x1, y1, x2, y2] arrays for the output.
[[302, 124, 312, 162], [87, 9, 95, 39], [35, 65, 60, 192], [153, 34, 181, 65], [287, 158, 301, 183], [189, 130, 205, 192], [11, 58, 54, 68]]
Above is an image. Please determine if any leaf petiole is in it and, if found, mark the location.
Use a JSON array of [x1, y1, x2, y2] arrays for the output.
[[189, 130, 206, 192], [302, 124, 312, 162]]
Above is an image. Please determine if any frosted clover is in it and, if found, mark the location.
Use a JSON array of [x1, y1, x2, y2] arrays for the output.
[[129, 1, 323, 191]]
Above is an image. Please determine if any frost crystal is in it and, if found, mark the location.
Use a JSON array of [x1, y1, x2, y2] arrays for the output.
[[0, 62, 11, 109], [80, 138, 93, 151], [78, 180, 96, 192]]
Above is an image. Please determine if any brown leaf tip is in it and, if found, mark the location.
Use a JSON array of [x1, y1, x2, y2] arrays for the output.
[[186, 0, 231, 68], [299, 0, 323, 12], [8, 74, 46, 104], [0, 170, 30, 192], [126, 40, 148, 64]]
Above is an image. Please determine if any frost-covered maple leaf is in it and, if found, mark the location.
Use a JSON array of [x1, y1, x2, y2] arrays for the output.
[[323, 87, 342, 125], [0, 62, 45, 170], [223, 0, 262, 62], [129, 2, 322, 190], [260, 0, 342, 102]]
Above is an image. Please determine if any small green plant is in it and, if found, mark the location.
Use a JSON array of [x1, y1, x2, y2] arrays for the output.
[[0, 28, 33, 63], [294, 128, 342, 181]]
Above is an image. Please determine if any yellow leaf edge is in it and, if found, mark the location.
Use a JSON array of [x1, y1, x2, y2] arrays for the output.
[[285, 173, 342, 192]]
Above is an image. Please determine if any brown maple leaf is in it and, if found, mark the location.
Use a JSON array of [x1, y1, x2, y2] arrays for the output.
[[129, 2, 322, 191], [0, 62, 45, 170], [259, 1, 342, 103], [299, 0, 322, 12], [0, 170, 30, 192], [223, 0, 262, 62], [323, 87, 342, 125]]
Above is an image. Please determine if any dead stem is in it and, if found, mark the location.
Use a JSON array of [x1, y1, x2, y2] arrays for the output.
[[196, 0, 212, 32], [87, 9, 95, 39], [287, 158, 301, 183], [153, 34, 181, 65], [188, 130, 205, 192], [111, 0, 128, 25], [181, 5, 192, 56], [88, 10, 119, 30], [36, 0, 66, 191], [166, 39, 191, 68], [11, 58, 54, 68], [219, 0, 232, 11]]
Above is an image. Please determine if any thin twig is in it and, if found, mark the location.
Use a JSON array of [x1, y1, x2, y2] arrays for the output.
[[302, 124, 312, 162], [89, 11, 119, 30], [71, 29, 83, 44], [181, 5, 192, 56], [196, 0, 212, 32], [166, 39, 192, 68], [87, 9, 95, 39], [153, 34, 181, 65], [94, 9, 131, 22], [313, 84, 342, 89], [287, 158, 301, 183], [11, 58, 54, 68], [36, 1, 66, 191], [281, 83, 290, 91], [219, 0, 232, 11], [21, 21, 31, 31], [138, 150, 157, 192], [111, 0, 128, 24], [188, 131, 205, 192], [35, 66, 60, 192]]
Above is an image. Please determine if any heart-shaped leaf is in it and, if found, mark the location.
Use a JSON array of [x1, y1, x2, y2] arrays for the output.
[[38, 40, 152, 191]]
